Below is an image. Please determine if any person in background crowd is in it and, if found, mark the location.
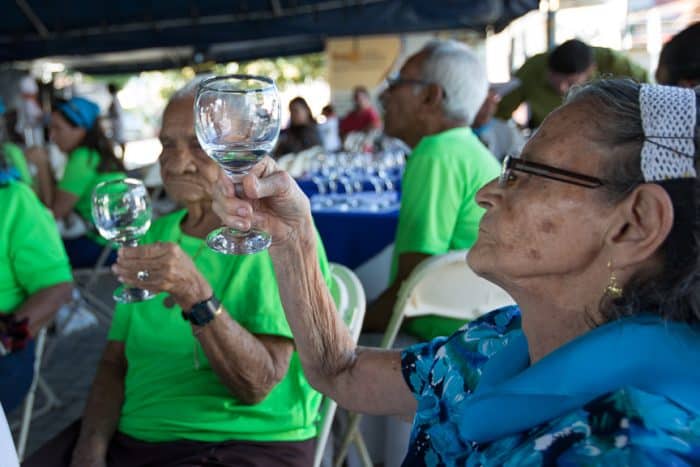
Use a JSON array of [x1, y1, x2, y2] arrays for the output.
[[318, 104, 341, 152], [339, 86, 382, 138], [655, 22, 700, 88], [472, 87, 526, 161], [365, 39, 500, 341], [26, 96, 126, 268], [274, 96, 321, 157], [495, 39, 647, 128], [15, 76, 44, 147], [0, 149, 72, 413], [107, 83, 126, 157], [24, 81, 331, 467], [212, 79, 700, 466], [0, 98, 33, 186]]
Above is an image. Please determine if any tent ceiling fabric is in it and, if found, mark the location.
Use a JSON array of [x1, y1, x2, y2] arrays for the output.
[[2, 0, 538, 69]]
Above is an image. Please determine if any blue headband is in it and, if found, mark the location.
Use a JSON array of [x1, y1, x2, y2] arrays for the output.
[[58, 97, 100, 130]]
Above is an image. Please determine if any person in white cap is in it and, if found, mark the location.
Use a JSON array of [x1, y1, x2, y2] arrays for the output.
[[15, 76, 44, 147]]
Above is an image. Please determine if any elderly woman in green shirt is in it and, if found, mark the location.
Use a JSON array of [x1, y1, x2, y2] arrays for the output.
[[0, 151, 73, 412], [27, 96, 125, 268], [25, 83, 329, 467]]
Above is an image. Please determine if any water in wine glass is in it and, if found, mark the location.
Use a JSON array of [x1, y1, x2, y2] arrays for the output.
[[207, 147, 268, 175], [92, 178, 154, 303], [194, 74, 281, 254]]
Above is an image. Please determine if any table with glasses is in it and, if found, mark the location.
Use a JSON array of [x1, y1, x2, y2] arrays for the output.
[[298, 150, 406, 269]]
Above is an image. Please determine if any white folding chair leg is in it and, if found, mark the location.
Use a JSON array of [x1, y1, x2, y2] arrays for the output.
[[15, 328, 46, 460], [334, 412, 372, 467]]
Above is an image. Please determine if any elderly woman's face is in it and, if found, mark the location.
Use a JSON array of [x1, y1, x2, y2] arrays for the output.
[[468, 102, 614, 290], [159, 96, 221, 204]]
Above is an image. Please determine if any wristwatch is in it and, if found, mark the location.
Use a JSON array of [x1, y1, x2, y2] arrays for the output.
[[182, 296, 222, 326]]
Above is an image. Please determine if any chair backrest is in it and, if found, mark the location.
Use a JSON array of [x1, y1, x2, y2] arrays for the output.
[[381, 250, 514, 348], [313, 263, 367, 467]]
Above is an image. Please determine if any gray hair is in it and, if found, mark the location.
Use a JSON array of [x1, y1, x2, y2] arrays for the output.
[[168, 75, 214, 105], [418, 39, 488, 125], [566, 79, 700, 325]]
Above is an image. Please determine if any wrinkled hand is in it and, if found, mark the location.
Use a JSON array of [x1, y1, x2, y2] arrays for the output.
[[212, 157, 314, 247], [112, 242, 212, 310]]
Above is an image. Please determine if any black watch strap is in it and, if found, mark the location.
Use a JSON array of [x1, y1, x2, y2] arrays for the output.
[[182, 296, 222, 326]]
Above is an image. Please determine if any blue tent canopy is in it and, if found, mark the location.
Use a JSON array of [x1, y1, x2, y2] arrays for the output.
[[2, 0, 538, 72]]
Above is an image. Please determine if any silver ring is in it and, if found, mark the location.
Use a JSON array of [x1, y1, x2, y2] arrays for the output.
[[136, 270, 150, 282]]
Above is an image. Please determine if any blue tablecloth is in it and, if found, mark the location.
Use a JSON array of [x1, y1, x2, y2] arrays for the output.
[[312, 208, 399, 269]]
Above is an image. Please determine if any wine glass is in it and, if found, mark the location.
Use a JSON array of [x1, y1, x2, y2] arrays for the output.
[[194, 74, 281, 255], [92, 178, 154, 303]]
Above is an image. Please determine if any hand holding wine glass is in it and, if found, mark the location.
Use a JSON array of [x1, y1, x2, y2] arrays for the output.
[[92, 178, 154, 303], [194, 74, 281, 255]]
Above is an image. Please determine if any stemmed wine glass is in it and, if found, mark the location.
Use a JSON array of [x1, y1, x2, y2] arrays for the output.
[[194, 74, 281, 255], [92, 178, 154, 303]]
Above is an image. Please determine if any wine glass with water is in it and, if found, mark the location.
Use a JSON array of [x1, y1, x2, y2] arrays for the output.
[[194, 74, 281, 255], [92, 178, 154, 303]]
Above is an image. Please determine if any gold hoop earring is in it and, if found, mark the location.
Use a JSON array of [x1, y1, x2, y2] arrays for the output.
[[605, 260, 623, 299]]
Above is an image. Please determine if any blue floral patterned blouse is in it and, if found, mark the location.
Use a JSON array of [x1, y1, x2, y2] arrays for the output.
[[401, 306, 700, 466]]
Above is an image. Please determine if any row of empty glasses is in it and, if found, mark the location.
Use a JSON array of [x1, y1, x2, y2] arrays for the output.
[[308, 150, 405, 211]]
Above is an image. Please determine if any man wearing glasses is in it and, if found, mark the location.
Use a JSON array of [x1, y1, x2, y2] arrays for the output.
[[364, 39, 500, 342]]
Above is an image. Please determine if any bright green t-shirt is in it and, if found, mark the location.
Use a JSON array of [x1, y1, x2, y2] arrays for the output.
[[57, 146, 125, 226], [108, 209, 331, 443], [0, 181, 72, 314], [392, 127, 500, 341], [496, 46, 648, 128], [2, 143, 33, 187]]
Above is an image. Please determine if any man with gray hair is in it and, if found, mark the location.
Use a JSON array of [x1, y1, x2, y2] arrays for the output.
[[365, 39, 500, 340]]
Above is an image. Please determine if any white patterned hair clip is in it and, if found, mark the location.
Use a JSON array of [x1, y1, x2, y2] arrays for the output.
[[639, 84, 697, 182]]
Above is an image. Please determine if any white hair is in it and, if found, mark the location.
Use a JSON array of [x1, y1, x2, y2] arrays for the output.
[[418, 40, 488, 125], [168, 74, 214, 104]]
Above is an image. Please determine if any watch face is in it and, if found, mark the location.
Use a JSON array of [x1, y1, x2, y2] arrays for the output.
[[185, 297, 220, 325]]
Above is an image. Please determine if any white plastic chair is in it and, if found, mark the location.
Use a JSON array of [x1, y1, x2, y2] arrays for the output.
[[1, 403, 19, 467], [313, 263, 369, 467], [334, 250, 515, 466], [13, 328, 48, 461], [380, 249, 514, 349]]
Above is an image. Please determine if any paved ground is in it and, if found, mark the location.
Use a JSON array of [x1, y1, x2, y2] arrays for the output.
[[8, 274, 118, 458]]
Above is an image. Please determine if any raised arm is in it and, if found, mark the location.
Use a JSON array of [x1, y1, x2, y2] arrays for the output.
[[212, 158, 416, 417]]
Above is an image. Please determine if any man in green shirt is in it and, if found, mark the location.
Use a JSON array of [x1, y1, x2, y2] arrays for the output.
[[495, 39, 648, 128], [364, 40, 501, 341]]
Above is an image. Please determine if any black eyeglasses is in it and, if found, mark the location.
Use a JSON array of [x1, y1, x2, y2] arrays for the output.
[[499, 154, 605, 189], [385, 74, 448, 100]]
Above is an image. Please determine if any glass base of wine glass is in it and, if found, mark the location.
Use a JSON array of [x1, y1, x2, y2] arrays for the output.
[[206, 227, 271, 255], [113, 285, 156, 304]]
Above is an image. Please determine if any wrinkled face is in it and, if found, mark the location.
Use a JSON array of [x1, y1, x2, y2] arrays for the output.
[[379, 52, 426, 144], [290, 101, 311, 126], [468, 101, 613, 292], [159, 96, 221, 204], [50, 111, 86, 153], [547, 66, 595, 96]]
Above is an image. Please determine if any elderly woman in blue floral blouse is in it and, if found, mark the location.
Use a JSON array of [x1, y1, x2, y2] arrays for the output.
[[213, 79, 700, 466]]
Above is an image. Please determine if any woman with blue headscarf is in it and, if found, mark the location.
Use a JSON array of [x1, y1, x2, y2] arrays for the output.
[[29, 96, 125, 268]]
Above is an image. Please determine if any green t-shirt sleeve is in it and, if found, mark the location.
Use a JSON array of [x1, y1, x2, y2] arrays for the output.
[[395, 148, 464, 257], [596, 48, 648, 83], [57, 147, 99, 197], [9, 183, 72, 294], [108, 304, 131, 342], [3, 144, 33, 186], [495, 54, 543, 120]]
